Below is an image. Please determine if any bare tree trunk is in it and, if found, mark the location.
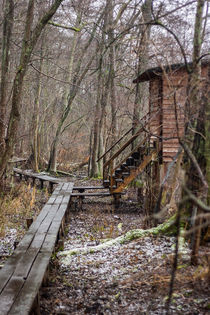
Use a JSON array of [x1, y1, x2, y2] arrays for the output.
[[89, 3, 109, 177], [89, 60, 101, 178], [107, 0, 117, 147], [0, 0, 14, 151], [183, 0, 206, 265], [31, 36, 45, 172], [47, 13, 81, 172], [205, 68, 210, 205], [133, 0, 152, 134], [0, 0, 64, 180], [47, 9, 105, 172]]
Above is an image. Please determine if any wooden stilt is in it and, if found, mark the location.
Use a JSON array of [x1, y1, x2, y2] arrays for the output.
[[113, 194, 121, 209]]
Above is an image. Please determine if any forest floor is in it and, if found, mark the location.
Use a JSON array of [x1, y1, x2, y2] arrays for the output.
[[0, 173, 209, 314], [40, 176, 209, 315]]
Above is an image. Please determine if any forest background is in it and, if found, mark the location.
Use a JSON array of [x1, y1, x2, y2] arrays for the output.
[[0, 0, 209, 180]]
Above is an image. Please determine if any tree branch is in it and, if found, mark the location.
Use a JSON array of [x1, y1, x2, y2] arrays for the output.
[[48, 20, 81, 32]]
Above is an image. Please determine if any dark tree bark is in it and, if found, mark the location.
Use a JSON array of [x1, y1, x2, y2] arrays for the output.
[[183, 0, 206, 265], [133, 0, 152, 133], [0, 0, 14, 151], [0, 0, 64, 181]]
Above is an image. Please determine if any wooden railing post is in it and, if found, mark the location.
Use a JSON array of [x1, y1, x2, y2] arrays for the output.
[[110, 160, 114, 193], [100, 111, 154, 188]]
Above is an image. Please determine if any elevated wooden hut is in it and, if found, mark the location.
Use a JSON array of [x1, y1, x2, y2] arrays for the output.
[[133, 60, 210, 177]]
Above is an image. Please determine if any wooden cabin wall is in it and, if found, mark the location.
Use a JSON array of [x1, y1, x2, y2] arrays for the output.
[[149, 77, 162, 142], [161, 65, 209, 164], [161, 69, 187, 163]]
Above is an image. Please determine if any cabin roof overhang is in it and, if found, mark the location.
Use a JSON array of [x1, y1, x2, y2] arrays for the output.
[[133, 59, 210, 83]]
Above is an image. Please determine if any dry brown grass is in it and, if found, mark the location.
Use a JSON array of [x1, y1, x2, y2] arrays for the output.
[[0, 183, 41, 238]]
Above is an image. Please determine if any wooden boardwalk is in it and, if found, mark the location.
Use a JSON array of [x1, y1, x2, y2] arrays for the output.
[[13, 168, 61, 193], [0, 179, 74, 314]]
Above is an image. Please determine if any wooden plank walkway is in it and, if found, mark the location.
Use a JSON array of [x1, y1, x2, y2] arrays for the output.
[[71, 192, 111, 197], [0, 181, 74, 315], [14, 167, 113, 198], [13, 168, 62, 193]]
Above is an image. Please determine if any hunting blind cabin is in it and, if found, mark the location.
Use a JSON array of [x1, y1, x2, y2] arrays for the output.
[[133, 60, 210, 182], [100, 60, 209, 208]]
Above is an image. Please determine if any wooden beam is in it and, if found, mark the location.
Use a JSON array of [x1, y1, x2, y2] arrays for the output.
[[113, 151, 157, 193]]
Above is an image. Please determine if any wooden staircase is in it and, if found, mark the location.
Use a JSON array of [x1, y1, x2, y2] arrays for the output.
[[98, 113, 161, 200]]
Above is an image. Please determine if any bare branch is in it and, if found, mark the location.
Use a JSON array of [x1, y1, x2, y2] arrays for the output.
[[48, 20, 81, 32], [180, 141, 208, 191]]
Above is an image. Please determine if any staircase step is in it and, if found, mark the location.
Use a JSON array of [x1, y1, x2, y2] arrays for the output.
[[121, 163, 129, 170], [127, 165, 136, 170], [122, 172, 130, 177], [126, 157, 135, 166], [132, 152, 140, 160], [109, 185, 117, 190], [126, 157, 139, 166], [115, 178, 123, 183], [103, 180, 110, 188], [115, 168, 122, 175]]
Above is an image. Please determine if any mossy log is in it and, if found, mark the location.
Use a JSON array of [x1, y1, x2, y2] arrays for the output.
[[58, 214, 184, 265]]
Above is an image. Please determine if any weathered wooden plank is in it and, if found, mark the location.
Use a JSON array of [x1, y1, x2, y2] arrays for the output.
[[0, 277, 24, 314], [52, 204, 69, 222], [62, 195, 71, 204], [0, 253, 22, 294], [41, 233, 57, 253], [71, 192, 111, 197], [47, 195, 56, 204], [0, 177, 74, 315], [54, 195, 64, 204], [163, 148, 180, 153], [13, 168, 61, 184], [9, 254, 51, 315], [163, 145, 180, 149], [0, 205, 55, 295], [73, 186, 105, 190], [13, 249, 40, 278]]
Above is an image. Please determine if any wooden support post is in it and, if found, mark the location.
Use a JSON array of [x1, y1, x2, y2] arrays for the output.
[[26, 218, 33, 229], [32, 293, 41, 315], [24, 175, 29, 182], [14, 241, 19, 249], [40, 179, 44, 190], [78, 188, 85, 199], [49, 182, 54, 194], [113, 194, 121, 209], [42, 267, 49, 287], [110, 161, 114, 193], [56, 239, 64, 251], [78, 196, 83, 210]]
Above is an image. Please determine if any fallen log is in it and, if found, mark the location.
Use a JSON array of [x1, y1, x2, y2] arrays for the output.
[[58, 214, 187, 265]]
